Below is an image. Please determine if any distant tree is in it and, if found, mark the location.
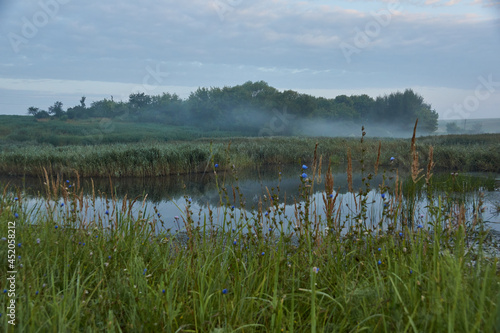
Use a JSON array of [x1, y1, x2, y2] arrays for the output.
[[34, 110, 50, 119], [27, 106, 40, 116], [48, 101, 65, 118], [446, 122, 462, 134], [373, 89, 437, 133], [80, 96, 86, 108], [129, 93, 152, 110]]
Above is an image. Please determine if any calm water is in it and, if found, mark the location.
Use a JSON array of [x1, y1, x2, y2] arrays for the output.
[[3, 166, 499, 233]]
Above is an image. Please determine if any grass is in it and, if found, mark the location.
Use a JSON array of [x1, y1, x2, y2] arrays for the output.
[[0, 134, 499, 178], [0, 135, 499, 332]]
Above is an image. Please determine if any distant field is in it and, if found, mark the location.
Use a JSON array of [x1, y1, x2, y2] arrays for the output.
[[0, 115, 241, 146], [2, 115, 500, 147], [437, 118, 500, 134]]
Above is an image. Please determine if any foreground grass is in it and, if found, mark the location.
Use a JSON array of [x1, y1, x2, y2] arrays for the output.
[[1, 147, 499, 332], [1, 134, 499, 177]]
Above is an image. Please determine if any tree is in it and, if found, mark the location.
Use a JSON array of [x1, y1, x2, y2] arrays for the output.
[[48, 101, 65, 118], [446, 122, 462, 134], [27, 106, 40, 116], [129, 93, 152, 110]]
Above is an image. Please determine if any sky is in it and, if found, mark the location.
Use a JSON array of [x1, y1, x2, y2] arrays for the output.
[[0, 0, 499, 120]]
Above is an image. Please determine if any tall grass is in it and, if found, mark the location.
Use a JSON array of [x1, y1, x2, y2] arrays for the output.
[[0, 134, 499, 332], [1, 134, 499, 177]]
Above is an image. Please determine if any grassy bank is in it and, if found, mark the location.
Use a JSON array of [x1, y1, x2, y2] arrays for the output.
[[0, 144, 499, 332], [0, 134, 499, 177]]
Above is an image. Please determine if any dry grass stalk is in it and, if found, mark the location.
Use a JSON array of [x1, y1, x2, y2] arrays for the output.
[[425, 145, 435, 185], [374, 141, 381, 175], [410, 119, 424, 184], [317, 155, 322, 184], [347, 148, 353, 193], [323, 163, 337, 225]]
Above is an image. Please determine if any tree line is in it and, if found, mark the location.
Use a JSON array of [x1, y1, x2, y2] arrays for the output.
[[27, 81, 439, 134]]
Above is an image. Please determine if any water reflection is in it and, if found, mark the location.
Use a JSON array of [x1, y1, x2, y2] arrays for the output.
[[2, 166, 499, 232]]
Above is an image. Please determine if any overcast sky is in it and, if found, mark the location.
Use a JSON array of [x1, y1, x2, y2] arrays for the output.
[[0, 0, 499, 120]]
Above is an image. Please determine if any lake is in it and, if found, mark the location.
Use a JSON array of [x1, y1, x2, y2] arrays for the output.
[[3, 165, 499, 233]]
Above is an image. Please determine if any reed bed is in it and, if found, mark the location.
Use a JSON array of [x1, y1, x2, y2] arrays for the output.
[[0, 134, 499, 178], [0, 130, 499, 332]]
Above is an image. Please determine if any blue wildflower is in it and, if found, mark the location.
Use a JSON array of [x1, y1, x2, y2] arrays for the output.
[[215, 163, 219, 168], [14, 213, 18, 218], [60, 203, 64, 207], [162, 289, 165, 294], [14, 197, 18, 201], [68, 185, 72, 188], [381, 193, 385, 199], [157, 213, 161, 217], [378, 248, 381, 252], [301, 173, 308, 178], [269, 228, 272, 232], [17, 243, 21, 248], [233, 240, 237, 245], [399, 232, 403, 237], [105, 210, 109, 215], [231, 205, 235, 209], [378, 260, 382, 265], [66, 180, 70, 184], [417, 224, 423, 229], [390, 157, 395, 161], [35, 291, 39, 295], [55, 225, 58, 229], [18, 256, 21, 260], [261, 252, 265, 256], [328, 194, 333, 198], [3, 289, 7, 293], [302, 165, 308, 170], [108, 256, 112, 259], [313, 267, 319, 273], [410, 269, 413, 274], [143, 268, 147, 275], [222, 289, 228, 294]]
